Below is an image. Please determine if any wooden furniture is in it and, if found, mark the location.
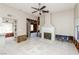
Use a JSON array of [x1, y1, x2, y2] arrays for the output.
[[74, 40, 79, 52], [17, 35, 27, 43], [71, 37, 79, 52], [76, 42, 79, 49], [68, 36, 74, 43], [5, 33, 14, 38], [55, 35, 68, 41]]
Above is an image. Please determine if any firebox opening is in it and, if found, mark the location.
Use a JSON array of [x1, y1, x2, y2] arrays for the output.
[[44, 32, 51, 40]]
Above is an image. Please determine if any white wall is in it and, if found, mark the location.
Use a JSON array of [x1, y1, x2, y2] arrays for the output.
[[0, 4, 37, 36], [40, 9, 74, 36], [51, 9, 74, 36]]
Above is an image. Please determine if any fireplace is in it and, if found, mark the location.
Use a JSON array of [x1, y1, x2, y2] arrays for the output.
[[44, 32, 51, 40], [41, 13, 55, 40], [41, 26, 55, 40]]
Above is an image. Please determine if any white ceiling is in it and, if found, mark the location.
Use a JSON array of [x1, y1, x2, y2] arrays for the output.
[[3, 3, 75, 16]]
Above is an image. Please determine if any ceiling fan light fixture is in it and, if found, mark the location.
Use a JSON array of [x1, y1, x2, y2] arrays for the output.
[[31, 3, 49, 15]]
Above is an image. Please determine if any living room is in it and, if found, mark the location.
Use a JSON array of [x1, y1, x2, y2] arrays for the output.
[[0, 3, 79, 55]]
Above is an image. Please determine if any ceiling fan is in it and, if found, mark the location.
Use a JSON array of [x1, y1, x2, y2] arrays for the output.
[[32, 3, 49, 15]]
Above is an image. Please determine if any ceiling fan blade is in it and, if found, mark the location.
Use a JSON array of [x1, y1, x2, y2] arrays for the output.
[[32, 11, 38, 13], [40, 6, 46, 10], [42, 10, 49, 13], [31, 7, 38, 10]]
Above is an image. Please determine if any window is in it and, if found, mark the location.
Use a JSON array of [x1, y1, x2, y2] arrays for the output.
[[30, 24, 33, 31], [0, 23, 13, 34]]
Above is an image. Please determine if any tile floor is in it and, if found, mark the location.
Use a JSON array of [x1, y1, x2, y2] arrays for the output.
[[0, 37, 78, 55]]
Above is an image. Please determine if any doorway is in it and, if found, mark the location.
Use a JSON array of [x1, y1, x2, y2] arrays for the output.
[[0, 17, 17, 45], [26, 18, 39, 38]]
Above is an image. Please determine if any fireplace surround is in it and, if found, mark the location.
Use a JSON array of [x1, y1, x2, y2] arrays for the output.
[[41, 13, 55, 40]]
